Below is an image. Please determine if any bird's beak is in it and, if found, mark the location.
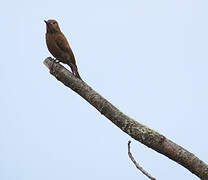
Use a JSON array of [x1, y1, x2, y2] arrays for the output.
[[44, 20, 48, 24]]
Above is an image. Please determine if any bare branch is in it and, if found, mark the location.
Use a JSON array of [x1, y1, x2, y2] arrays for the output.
[[43, 57, 208, 179], [128, 141, 156, 180]]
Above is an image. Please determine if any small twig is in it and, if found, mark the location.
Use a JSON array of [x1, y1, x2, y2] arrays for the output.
[[128, 141, 157, 180]]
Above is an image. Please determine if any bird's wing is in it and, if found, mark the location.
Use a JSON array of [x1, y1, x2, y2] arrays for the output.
[[55, 33, 72, 53]]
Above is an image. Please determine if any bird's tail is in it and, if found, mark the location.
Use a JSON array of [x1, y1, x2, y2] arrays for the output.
[[68, 63, 82, 80]]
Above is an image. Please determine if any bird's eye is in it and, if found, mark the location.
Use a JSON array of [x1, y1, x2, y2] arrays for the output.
[[53, 22, 57, 24]]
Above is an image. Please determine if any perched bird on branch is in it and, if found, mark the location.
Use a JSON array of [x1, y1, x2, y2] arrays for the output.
[[44, 19, 82, 79]]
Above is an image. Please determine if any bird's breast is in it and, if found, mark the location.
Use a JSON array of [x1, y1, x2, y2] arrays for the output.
[[45, 33, 75, 64], [46, 34, 60, 58]]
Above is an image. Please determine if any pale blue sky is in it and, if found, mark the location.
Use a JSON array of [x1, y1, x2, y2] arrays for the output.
[[1, 0, 208, 179]]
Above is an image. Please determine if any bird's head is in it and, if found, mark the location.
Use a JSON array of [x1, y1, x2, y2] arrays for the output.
[[44, 19, 61, 33]]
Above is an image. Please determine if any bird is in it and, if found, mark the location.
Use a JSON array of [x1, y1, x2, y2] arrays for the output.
[[44, 19, 82, 79]]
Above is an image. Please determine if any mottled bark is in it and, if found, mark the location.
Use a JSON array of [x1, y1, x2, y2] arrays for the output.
[[44, 57, 208, 179]]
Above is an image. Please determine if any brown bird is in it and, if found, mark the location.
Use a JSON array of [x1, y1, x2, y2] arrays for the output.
[[44, 19, 81, 79]]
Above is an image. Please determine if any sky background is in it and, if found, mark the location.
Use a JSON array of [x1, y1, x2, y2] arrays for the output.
[[1, 0, 208, 179]]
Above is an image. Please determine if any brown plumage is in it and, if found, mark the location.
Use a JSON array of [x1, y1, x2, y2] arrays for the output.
[[44, 19, 81, 79]]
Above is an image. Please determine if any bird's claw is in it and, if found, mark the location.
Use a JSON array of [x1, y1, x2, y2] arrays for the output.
[[54, 59, 60, 63], [51, 58, 59, 72]]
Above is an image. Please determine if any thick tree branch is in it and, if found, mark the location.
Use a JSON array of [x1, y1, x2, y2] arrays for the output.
[[44, 57, 208, 179]]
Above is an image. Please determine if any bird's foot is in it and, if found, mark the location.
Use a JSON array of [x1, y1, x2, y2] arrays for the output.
[[54, 59, 60, 63], [51, 59, 57, 72], [50, 59, 60, 72]]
